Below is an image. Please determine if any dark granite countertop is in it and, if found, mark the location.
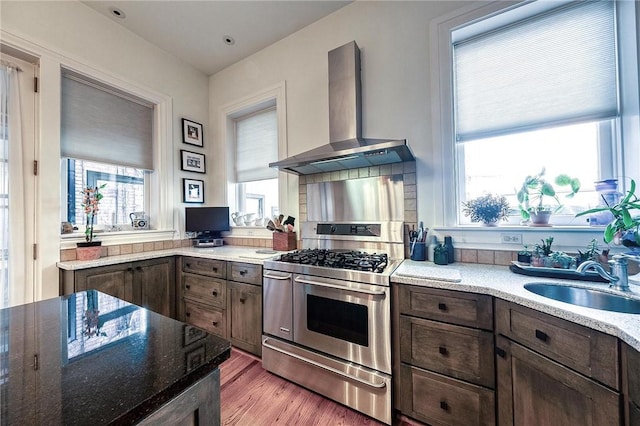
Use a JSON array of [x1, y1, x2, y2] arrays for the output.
[[0, 290, 231, 425]]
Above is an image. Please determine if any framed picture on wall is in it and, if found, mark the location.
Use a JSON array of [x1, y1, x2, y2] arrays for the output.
[[180, 150, 206, 173], [183, 178, 204, 203], [182, 118, 203, 147]]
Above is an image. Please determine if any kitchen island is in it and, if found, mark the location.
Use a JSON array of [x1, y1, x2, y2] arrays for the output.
[[0, 290, 231, 425]]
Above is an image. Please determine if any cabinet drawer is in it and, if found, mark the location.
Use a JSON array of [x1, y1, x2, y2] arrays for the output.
[[227, 262, 261, 285], [182, 257, 226, 279], [184, 300, 226, 338], [400, 315, 495, 388], [400, 363, 495, 426], [495, 299, 619, 390], [398, 285, 493, 330], [183, 273, 226, 308]]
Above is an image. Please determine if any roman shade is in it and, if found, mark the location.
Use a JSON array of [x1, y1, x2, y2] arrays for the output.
[[453, 0, 617, 142], [234, 107, 278, 182], [61, 72, 154, 170]]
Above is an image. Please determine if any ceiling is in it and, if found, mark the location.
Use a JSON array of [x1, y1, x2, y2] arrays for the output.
[[82, 1, 351, 76]]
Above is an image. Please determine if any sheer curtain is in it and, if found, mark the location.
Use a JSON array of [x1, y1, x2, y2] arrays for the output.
[[1, 62, 27, 308]]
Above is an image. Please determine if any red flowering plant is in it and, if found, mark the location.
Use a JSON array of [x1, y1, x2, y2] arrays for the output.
[[81, 184, 106, 243]]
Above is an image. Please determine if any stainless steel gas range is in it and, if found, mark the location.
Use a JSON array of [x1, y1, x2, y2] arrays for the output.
[[261, 176, 405, 425]]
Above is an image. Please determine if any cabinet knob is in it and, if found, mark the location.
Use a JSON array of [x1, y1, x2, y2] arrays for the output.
[[186, 263, 191, 268], [127, 267, 133, 272], [240, 270, 247, 276], [438, 303, 447, 311], [212, 267, 218, 272], [212, 321, 218, 326], [535, 329, 549, 342], [212, 290, 218, 297], [440, 401, 449, 411], [438, 346, 448, 356], [135, 266, 142, 271], [185, 284, 191, 289], [495, 347, 506, 358], [185, 312, 191, 317], [240, 295, 246, 304]]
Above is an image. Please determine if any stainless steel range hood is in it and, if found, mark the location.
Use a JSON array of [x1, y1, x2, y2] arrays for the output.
[[269, 41, 414, 176]]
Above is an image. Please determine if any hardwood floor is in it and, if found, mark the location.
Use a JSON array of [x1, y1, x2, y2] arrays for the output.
[[219, 348, 387, 425]]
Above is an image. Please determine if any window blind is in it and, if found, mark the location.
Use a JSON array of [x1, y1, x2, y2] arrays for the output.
[[453, 0, 617, 142], [61, 72, 154, 170], [235, 107, 278, 182]]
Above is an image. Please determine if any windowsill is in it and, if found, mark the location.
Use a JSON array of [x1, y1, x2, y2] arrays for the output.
[[433, 225, 612, 253], [229, 226, 276, 238], [60, 229, 177, 249]]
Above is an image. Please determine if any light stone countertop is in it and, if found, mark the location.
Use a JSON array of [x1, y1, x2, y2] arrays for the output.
[[392, 260, 640, 352], [56, 245, 282, 270]]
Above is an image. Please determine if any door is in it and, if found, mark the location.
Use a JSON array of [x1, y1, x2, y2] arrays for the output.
[[228, 280, 261, 355], [293, 274, 391, 374], [0, 53, 37, 308], [496, 335, 620, 426], [74, 263, 134, 303], [262, 270, 293, 341], [136, 257, 175, 318]]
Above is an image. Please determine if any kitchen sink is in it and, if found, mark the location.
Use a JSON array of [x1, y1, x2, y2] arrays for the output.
[[524, 282, 640, 314]]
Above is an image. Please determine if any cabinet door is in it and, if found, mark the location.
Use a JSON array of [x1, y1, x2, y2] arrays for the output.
[[135, 257, 175, 318], [496, 335, 620, 426], [228, 281, 262, 356], [74, 263, 133, 303]]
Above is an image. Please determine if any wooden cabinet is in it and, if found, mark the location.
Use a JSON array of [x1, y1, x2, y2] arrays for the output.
[[622, 343, 640, 426], [226, 262, 262, 356], [495, 299, 621, 426], [394, 284, 495, 425], [62, 257, 175, 318], [179, 257, 263, 356]]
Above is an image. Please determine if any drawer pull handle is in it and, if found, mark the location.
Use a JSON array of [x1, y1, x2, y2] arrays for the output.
[[240, 270, 248, 276], [212, 290, 218, 297], [535, 329, 548, 342], [212, 321, 218, 326], [279, 327, 290, 333], [438, 346, 448, 356], [438, 303, 447, 311], [496, 347, 506, 358], [212, 267, 218, 272], [440, 401, 449, 411]]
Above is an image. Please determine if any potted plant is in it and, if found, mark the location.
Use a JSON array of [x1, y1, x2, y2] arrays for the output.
[[76, 184, 106, 261], [517, 245, 532, 264], [549, 251, 575, 269], [576, 179, 640, 247], [462, 193, 510, 226], [517, 168, 580, 226], [575, 238, 600, 266], [531, 244, 546, 267]]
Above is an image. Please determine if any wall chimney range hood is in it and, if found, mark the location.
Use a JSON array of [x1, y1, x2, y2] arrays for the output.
[[269, 41, 414, 175]]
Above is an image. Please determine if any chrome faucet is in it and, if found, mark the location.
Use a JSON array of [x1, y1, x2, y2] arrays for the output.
[[576, 254, 640, 292]]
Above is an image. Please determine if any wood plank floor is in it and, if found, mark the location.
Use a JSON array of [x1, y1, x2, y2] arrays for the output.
[[220, 348, 392, 425]]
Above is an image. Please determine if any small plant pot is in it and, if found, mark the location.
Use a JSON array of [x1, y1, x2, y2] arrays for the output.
[[76, 241, 102, 261], [529, 210, 552, 227], [530, 256, 545, 267], [517, 253, 532, 264]]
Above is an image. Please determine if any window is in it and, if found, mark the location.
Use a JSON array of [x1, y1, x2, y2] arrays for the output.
[[228, 106, 279, 225], [434, 0, 639, 228], [60, 70, 153, 232]]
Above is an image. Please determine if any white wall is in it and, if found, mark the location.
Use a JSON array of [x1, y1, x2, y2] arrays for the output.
[[1, 0, 210, 301], [209, 1, 478, 222]]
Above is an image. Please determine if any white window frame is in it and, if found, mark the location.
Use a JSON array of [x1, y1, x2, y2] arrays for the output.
[[219, 82, 289, 238], [430, 0, 640, 251], [57, 64, 175, 249]]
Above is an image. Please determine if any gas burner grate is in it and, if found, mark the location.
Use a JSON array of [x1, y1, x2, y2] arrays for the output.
[[278, 249, 389, 273]]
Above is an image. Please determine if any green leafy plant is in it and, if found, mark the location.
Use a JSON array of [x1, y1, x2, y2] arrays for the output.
[[81, 184, 106, 243], [517, 168, 581, 220], [518, 245, 532, 256], [538, 236, 554, 256], [462, 193, 510, 224], [549, 251, 574, 269], [576, 179, 640, 245], [576, 239, 600, 264]]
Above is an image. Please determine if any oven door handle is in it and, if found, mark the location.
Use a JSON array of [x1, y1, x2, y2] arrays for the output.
[[262, 338, 387, 389], [294, 276, 386, 296], [263, 273, 292, 280]]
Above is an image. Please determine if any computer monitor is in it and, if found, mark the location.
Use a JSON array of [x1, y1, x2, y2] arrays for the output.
[[185, 206, 230, 239]]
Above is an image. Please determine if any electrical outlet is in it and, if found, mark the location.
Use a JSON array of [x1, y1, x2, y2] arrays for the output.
[[501, 233, 522, 244]]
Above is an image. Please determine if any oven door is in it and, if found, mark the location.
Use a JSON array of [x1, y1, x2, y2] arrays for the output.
[[293, 274, 391, 374]]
